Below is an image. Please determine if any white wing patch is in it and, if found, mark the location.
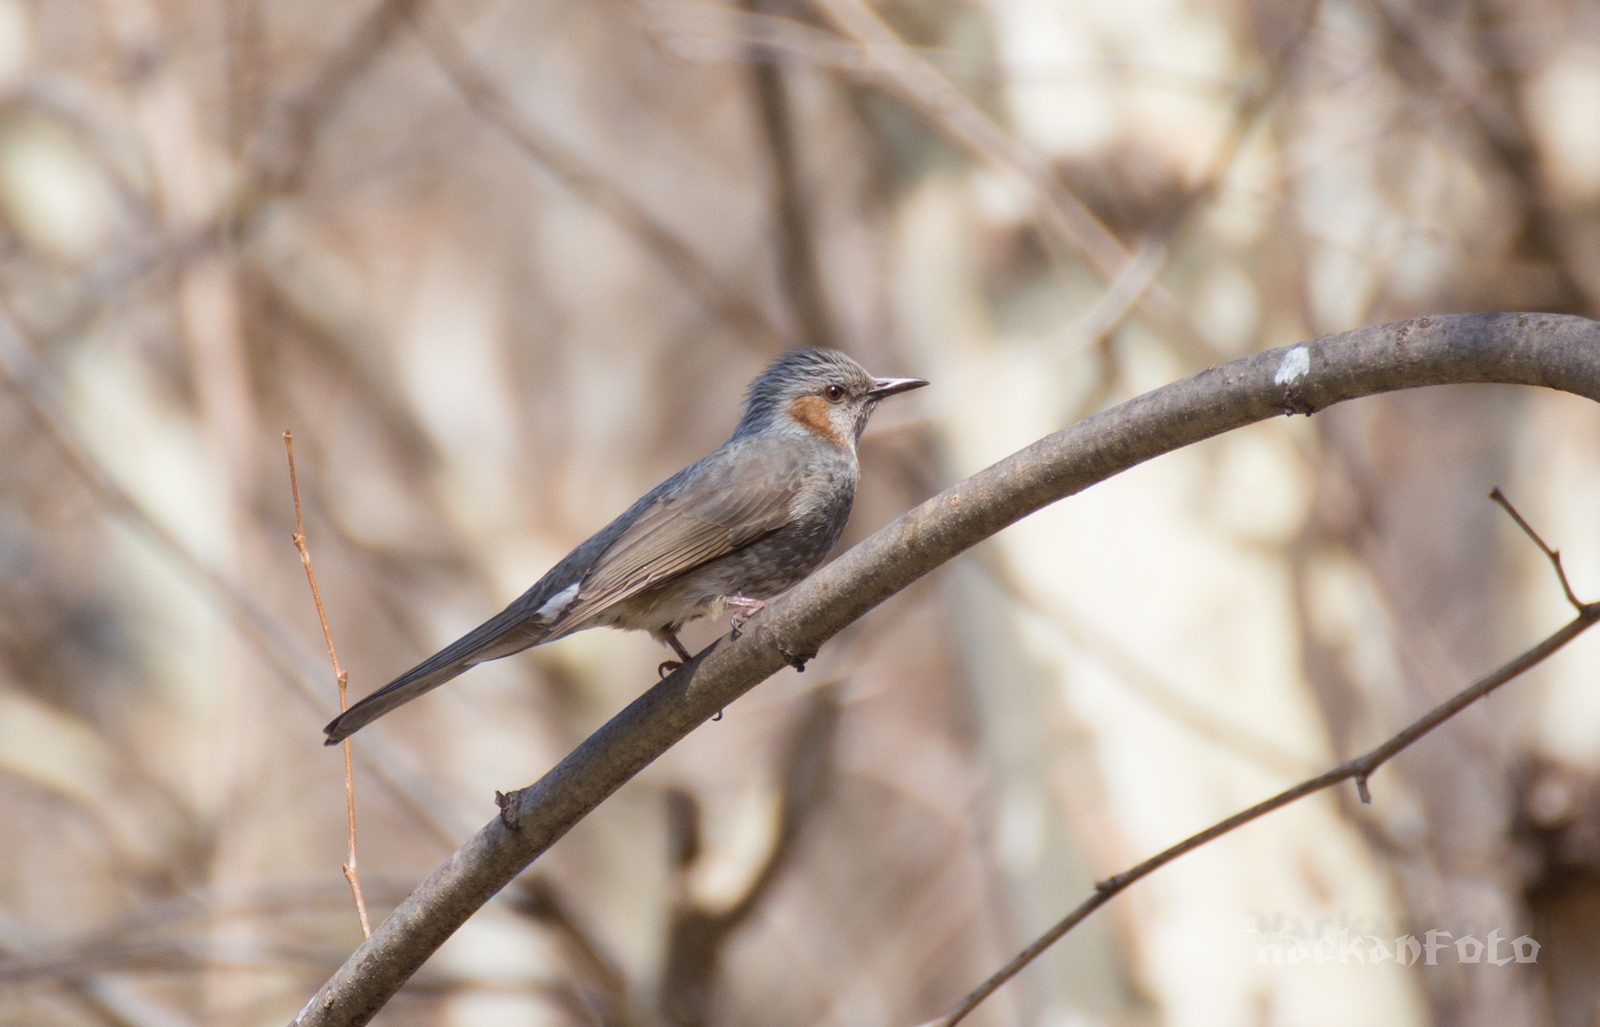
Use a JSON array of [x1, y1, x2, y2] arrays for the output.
[[536, 582, 581, 621]]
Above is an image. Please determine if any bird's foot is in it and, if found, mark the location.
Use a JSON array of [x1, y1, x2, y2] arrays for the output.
[[657, 631, 692, 678], [725, 595, 768, 638]]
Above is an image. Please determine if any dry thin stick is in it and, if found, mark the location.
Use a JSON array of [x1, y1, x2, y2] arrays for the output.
[[285, 431, 372, 940], [1490, 487, 1586, 612], [0, 299, 468, 851], [923, 495, 1599, 1027]]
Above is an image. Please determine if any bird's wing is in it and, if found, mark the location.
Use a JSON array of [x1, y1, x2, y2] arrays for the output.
[[541, 449, 800, 638], [324, 445, 804, 743]]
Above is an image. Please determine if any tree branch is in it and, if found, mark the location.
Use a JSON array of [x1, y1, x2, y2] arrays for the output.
[[290, 311, 1600, 1026], [926, 599, 1598, 1026]]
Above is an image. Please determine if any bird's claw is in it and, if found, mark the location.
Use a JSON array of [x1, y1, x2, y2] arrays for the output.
[[725, 596, 767, 641], [658, 660, 682, 679]]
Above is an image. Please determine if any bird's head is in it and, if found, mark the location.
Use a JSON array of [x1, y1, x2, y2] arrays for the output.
[[731, 348, 927, 450]]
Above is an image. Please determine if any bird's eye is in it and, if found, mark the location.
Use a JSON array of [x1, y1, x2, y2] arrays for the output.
[[824, 384, 845, 402]]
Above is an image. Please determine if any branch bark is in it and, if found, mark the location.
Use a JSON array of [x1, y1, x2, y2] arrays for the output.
[[291, 312, 1600, 1026]]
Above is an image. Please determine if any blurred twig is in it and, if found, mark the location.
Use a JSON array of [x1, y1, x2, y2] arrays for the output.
[[929, 489, 1596, 1025], [742, 0, 838, 352], [0, 879, 417, 988], [505, 877, 632, 1027], [0, 924, 201, 1027], [286, 432, 372, 939], [809, 0, 1223, 367], [980, 553, 1316, 779], [410, 2, 791, 348], [254, 0, 422, 193], [1367, 0, 1592, 314], [642, 4, 1246, 100], [0, 303, 470, 849], [1315, 428, 1506, 768], [1048, 0, 1317, 366], [660, 685, 839, 1025]]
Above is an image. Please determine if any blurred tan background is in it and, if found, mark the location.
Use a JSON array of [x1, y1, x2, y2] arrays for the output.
[[3, 0, 1600, 1024]]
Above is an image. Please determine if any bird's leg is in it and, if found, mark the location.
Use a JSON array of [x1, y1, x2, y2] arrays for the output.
[[658, 632, 693, 678], [724, 595, 768, 637]]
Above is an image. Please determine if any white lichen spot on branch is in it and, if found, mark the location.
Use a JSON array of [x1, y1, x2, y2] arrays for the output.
[[1273, 345, 1311, 385]]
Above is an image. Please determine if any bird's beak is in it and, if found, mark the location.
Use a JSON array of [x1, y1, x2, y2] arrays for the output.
[[866, 376, 928, 399]]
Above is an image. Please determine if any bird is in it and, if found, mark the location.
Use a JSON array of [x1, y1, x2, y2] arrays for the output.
[[323, 348, 926, 743]]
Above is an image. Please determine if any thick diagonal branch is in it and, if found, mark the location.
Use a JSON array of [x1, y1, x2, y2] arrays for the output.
[[291, 312, 1600, 1027]]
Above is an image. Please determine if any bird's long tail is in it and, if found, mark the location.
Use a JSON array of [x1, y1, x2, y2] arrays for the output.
[[322, 605, 548, 743]]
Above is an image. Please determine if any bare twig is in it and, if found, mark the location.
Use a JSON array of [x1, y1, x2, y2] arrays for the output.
[[1490, 487, 1585, 613], [924, 594, 1597, 1025], [285, 432, 372, 939], [926, 485, 1596, 1025], [290, 313, 1600, 1026], [0, 301, 469, 852]]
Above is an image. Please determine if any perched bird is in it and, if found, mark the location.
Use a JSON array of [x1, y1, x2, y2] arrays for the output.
[[324, 349, 926, 743]]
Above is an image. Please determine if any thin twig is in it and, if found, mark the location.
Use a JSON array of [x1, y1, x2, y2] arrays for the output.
[[0, 298, 469, 851], [284, 432, 372, 940], [1490, 487, 1585, 612], [922, 494, 1599, 1027]]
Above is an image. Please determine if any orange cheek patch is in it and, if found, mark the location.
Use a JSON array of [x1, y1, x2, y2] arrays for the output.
[[786, 396, 847, 447]]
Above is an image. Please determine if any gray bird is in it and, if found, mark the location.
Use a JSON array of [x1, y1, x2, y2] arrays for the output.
[[324, 349, 925, 743]]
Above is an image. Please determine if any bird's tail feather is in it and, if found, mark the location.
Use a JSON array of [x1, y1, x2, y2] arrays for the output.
[[322, 604, 549, 743]]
